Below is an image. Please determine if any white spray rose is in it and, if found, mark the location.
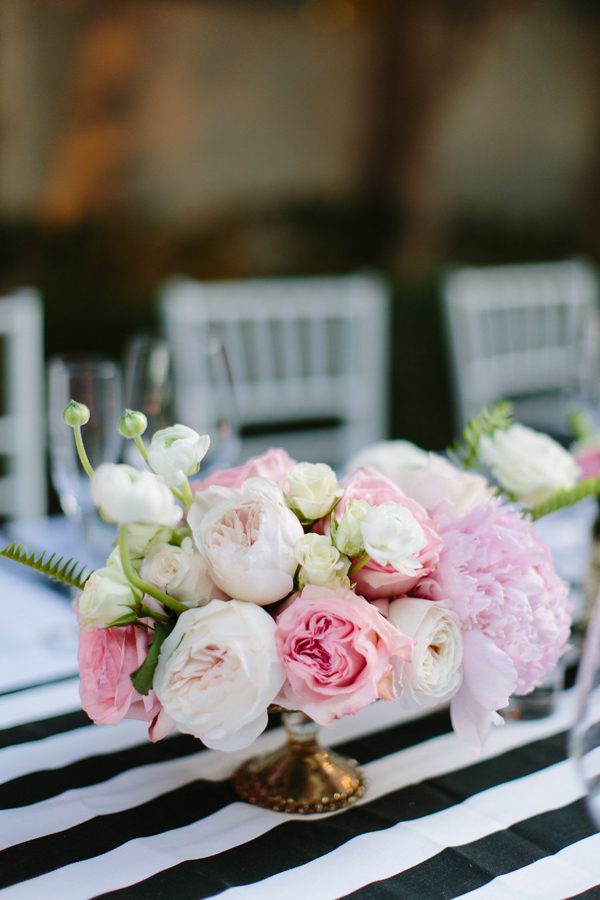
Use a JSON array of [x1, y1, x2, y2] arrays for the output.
[[287, 462, 343, 521], [91, 464, 181, 527], [295, 533, 351, 588], [78, 567, 139, 629], [347, 441, 490, 520], [189, 477, 304, 605], [389, 598, 463, 708], [153, 600, 285, 751], [334, 499, 369, 557], [141, 537, 225, 606], [360, 503, 426, 575], [479, 423, 579, 506], [148, 425, 210, 487]]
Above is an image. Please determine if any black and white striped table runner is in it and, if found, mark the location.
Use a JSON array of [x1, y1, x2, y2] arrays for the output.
[[1, 679, 599, 899]]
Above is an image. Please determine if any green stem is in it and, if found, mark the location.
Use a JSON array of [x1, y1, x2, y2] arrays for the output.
[[118, 526, 187, 614], [350, 552, 370, 577], [526, 476, 600, 521], [181, 480, 194, 509], [133, 434, 150, 465], [74, 426, 94, 479]]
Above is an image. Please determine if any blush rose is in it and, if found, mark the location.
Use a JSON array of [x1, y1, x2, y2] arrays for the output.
[[275, 584, 413, 724]]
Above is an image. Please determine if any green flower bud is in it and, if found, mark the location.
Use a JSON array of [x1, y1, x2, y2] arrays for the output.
[[63, 400, 90, 427], [118, 409, 148, 438]]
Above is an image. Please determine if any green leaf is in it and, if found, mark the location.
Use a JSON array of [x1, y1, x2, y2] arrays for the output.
[[130, 622, 172, 695], [106, 612, 139, 627], [0, 543, 90, 591], [448, 401, 514, 469]]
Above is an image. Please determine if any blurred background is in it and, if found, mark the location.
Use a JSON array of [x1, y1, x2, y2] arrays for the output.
[[2, 0, 600, 515]]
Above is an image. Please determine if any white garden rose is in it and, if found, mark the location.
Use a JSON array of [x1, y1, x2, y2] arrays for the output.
[[189, 477, 304, 605], [334, 499, 369, 557], [141, 537, 225, 606], [347, 440, 429, 479], [295, 533, 350, 588], [78, 567, 139, 629], [360, 503, 426, 575], [148, 425, 210, 487], [91, 464, 181, 527], [347, 441, 490, 520], [153, 600, 285, 751], [479, 423, 579, 506], [389, 598, 463, 708], [287, 462, 343, 520]]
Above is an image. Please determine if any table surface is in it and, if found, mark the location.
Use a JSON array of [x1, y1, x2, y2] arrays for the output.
[[1, 512, 599, 899]]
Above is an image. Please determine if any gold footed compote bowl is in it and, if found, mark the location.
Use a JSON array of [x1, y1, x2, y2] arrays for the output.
[[233, 710, 366, 814]]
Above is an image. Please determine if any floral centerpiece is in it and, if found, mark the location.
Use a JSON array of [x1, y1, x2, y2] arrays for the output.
[[3, 402, 594, 813]]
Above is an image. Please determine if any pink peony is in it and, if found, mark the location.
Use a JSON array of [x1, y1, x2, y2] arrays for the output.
[[78, 622, 172, 741], [416, 498, 572, 747], [275, 584, 413, 724], [338, 467, 442, 601], [194, 448, 296, 492]]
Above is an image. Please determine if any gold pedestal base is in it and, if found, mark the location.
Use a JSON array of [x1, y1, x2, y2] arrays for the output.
[[233, 712, 366, 814]]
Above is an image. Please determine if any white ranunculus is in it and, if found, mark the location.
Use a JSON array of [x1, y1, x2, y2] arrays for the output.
[[91, 464, 182, 527], [141, 537, 225, 606], [347, 441, 490, 520], [295, 533, 350, 588], [287, 462, 343, 521], [78, 567, 139, 629], [389, 598, 463, 708], [360, 503, 426, 575], [479, 423, 580, 506], [188, 477, 304, 605], [148, 425, 210, 487], [153, 600, 285, 751], [334, 499, 369, 557]]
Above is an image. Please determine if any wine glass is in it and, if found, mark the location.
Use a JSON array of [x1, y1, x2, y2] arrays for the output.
[[122, 334, 173, 466], [48, 356, 122, 565], [200, 331, 242, 475], [570, 591, 600, 828]]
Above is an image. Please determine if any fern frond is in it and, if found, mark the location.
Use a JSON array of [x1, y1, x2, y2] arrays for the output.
[[0, 543, 90, 591], [449, 401, 514, 469]]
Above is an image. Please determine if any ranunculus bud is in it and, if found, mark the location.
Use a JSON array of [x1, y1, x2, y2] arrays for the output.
[[295, 533, 350, 589], [148, 425, 211, 487], [91, 463, 182, 526], [287, 462, 343, 521], [335, 499, 369, 557], [78, 567, 140, 629], [63, 400, 90, 427], [118, 409, 148, 438]]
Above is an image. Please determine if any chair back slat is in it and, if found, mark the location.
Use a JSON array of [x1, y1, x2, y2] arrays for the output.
[[0, 288, 46, 520], [443, 260, 598, 432], [161, 274, 389, 466]]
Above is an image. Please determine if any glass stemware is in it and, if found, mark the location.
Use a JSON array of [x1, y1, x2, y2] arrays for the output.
[[48, 356, 122, 565], [570, 591, 600, 829]]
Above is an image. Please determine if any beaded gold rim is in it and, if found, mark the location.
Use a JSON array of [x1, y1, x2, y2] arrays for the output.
[[233, 746, 366, 814]]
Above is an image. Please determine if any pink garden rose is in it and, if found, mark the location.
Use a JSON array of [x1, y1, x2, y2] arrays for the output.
[[275, 584, 413, 724], [78, 622, 172, 741], [417, 498, 572, 748], [194, 448, 296, 492], [337, 467, 442, 601]]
